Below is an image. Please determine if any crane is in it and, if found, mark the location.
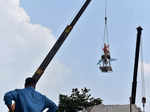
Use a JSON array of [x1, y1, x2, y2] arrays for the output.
[[130, 26, 146, 112], [32, 0, 92, 87]]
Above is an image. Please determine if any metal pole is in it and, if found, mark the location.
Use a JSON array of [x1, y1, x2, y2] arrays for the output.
[[130, 97, 132, 112], [130, 26, 143, 105], [32, 0, 92, 87]]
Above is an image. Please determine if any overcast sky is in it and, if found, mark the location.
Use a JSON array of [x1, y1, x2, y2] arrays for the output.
[[1, 0, 150, 111]]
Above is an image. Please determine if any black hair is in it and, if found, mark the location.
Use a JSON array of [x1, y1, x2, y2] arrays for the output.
[[25, 77, 35, 87]]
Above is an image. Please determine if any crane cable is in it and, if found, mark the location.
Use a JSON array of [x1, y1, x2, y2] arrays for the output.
[[103, 0, 109, 46], [140, 36, 146, 112]]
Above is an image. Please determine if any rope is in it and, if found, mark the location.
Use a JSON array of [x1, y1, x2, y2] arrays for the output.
[[140, 37, 145, 98], [103, 0, 110, 46], [105, 0, 108, 19], [140, 35, 146, 112]]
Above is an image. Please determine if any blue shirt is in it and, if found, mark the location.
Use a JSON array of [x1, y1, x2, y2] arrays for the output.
[[4, 87, 58, 112]]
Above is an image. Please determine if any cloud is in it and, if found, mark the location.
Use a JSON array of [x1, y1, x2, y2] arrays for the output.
[[0, 0, 71, 111]]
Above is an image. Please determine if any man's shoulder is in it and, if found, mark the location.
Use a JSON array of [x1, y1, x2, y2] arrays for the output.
[[4, 89, 23, 96], [12, 88, 33, 94], [16, 88, 46, 99], [26, 88, 46, 97], [12, 88, 25, 94], [34, 90, 46, 97], [15, 88, 25, 92]]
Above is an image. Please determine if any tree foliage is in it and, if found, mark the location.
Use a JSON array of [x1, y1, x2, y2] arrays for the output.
[[58, 88, 102, 112]]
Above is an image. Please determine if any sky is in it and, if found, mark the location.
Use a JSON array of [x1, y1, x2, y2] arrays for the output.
[[1, 0, 150, 111]]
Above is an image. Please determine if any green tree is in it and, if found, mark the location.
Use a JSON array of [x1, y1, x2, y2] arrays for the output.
[[58, 88, 102, 112]]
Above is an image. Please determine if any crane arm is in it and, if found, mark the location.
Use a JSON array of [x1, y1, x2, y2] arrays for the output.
[[32, 0, 92, 87]]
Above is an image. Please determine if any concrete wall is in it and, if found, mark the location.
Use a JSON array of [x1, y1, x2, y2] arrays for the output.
[[82, 104, 141, 112]]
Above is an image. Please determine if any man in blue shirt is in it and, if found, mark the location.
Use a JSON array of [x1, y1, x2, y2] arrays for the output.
[[4, 77, 58, 112]]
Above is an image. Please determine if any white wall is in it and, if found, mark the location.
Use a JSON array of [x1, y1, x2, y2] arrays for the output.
[[83, 104, 141, 112]]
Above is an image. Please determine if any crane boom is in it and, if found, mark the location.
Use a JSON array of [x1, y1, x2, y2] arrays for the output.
[[131, 26, 143, 104], [32, 0, 92, 87]]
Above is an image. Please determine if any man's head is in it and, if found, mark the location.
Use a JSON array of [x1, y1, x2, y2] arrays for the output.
[[25, 77, 35, 88]]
